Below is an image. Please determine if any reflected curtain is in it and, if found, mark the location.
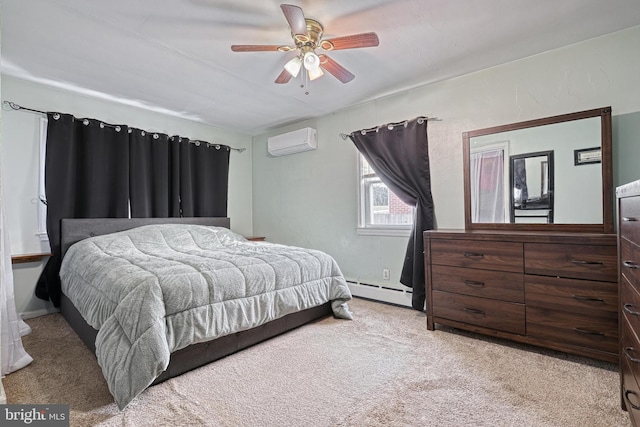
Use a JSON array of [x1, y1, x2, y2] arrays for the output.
[[348, 117, 434, 311], [36, 113, 130, 307], [470, 149, 505, 223], [512, 158, 528, 203]]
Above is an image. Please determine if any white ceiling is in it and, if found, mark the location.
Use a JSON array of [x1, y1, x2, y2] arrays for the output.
[[2, 0, 640, 135]]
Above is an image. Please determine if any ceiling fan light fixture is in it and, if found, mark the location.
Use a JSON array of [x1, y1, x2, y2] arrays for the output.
[[319, 40, 334, 51], [284, 56, 302, 77], [231, 4, 379, 85], [303, 51, 321, 70], [307, 66, 324, 81]]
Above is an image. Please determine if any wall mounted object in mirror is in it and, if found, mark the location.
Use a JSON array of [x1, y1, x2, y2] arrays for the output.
[[463, 107, 612, 233], [510, 150, 554, 223]]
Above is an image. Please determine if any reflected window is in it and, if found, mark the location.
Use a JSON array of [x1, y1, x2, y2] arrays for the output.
[[470, 147, 506, 223]]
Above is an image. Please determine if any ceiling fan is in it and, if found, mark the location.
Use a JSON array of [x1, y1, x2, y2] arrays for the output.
[[231, 4, 379, 84]]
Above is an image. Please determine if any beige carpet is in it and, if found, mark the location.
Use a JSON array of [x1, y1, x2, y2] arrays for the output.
[[4, 298, 630, 427]]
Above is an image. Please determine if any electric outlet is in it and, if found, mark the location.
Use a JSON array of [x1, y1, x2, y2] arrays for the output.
[[382, 268, 390, 280]]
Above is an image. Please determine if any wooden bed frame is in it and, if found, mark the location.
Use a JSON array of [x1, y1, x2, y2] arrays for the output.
[[59, 217, 333, 385]]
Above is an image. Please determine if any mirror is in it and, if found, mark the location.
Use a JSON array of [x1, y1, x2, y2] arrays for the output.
[[510, 150, 554, 223], [463, 107, 612, 233]]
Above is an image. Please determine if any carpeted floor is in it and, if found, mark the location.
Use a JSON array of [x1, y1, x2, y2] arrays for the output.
[[3, 298, 630, 426]]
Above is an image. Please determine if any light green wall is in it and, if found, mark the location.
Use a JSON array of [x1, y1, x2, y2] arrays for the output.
[[252, 25, 640, 293], [614, 111, 640, 188], [1, 76, 254, 317]]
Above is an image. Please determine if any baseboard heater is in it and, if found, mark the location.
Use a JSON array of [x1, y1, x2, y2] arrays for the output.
[[346, 280, 412, 307]]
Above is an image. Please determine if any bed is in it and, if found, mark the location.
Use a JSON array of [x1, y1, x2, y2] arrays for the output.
[[58, 217, 353, 409]]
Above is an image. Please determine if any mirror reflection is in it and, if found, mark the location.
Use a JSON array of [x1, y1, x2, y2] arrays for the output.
[[510, 150, 554, 223], [467, 114, 603, 226]]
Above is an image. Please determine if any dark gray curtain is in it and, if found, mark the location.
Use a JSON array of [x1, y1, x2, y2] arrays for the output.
[[179, 139, 230, 217], [36, 113, 130, 307], [129, 130, 180, 217], [36, 115, 232, 307], [349, 117, 434, 311]]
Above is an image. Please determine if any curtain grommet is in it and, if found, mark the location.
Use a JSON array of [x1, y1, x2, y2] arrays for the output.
[[115, 126, 121, 132], [195, 141, 200, 146], [83, 119, 89, 126], [53, 113, 60, 120], [141, 131, 146, 136], [153, 134, 159, 140]]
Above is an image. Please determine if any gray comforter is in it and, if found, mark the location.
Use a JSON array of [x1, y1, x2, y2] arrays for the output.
[[60, 224, 353, 409]]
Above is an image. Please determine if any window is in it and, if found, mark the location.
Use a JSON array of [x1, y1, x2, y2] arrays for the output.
[[358, 154, 413, 236]]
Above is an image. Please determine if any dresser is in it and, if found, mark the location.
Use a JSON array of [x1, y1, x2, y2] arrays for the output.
[[424, 229, 618, 363], [618, 180, 640, 423]]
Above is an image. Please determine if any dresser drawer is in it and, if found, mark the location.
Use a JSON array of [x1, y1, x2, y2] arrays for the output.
[[622, 313, 640, 424], [431, 265, 524, 303], [621, 195, 640, 246], [430, 239, 523, 273], [622, 275, 640, 337], [622, 353, 640, 422], [524, 275, 617, 317], [432, 290, 525, 334], [526, 306, 618, 353], [621, 238, 640, 293], [622, 314, 640, 392], [524, 243, 617, 282]]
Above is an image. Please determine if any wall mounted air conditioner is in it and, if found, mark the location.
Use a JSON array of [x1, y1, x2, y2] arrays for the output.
[[267, 127, 317, 156]]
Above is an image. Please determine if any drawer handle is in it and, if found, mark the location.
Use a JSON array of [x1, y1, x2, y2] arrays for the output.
[[463, 280, 485, 288], [624, 260, 639, 269], [464, 307, 485, 316], [624, 303, 640, 316], [623, 217, 639, 222], [625, 347, 640, 364], [570, 260, 604, 266], [626, 390, 640, 411], [463, 252, 484, 259], [571, 295, 604, 302], [572, 327, 605, 336]]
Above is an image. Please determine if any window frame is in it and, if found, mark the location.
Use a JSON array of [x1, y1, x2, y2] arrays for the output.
[[356, 154, 413, 237]]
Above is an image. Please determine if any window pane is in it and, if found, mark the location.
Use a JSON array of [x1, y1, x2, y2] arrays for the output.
[[360, 155, 413, 227]]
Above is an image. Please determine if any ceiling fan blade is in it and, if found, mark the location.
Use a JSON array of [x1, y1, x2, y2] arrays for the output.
[[320, 32, 379, 51], [280, 4, 308, 40], [275, 68, 293, 84], [231, 44, 287, 52], [319, 54, 355, 83]]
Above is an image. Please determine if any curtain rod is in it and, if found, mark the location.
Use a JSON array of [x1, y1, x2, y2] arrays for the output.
[[339, 116, 441, 140], [2, 101, 246, 153]]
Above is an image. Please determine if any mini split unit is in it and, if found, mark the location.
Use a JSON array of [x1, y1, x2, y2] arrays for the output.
[[267, 127, 317, 156]]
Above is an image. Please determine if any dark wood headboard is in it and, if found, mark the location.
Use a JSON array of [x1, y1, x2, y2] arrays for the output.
[[60, 217, 231, 258]]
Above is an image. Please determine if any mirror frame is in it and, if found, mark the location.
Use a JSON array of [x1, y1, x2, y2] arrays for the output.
[[463, 106, 613, 233]]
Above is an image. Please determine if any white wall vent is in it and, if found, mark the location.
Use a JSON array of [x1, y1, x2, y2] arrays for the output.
[[267, 127, 317, 156]]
